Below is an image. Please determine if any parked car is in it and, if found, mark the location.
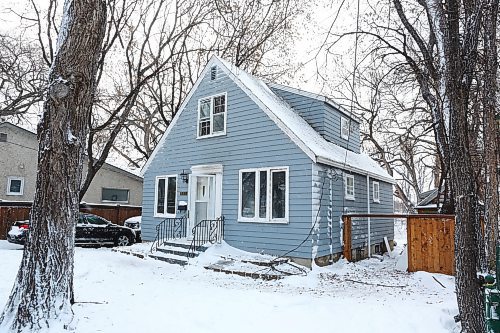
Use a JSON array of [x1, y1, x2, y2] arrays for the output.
[[124, 216, 142, 243], [7, 213, 136, 247]]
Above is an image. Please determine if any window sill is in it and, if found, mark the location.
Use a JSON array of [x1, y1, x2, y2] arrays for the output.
[[197, 132, 226, 139], [238, 218, 289, 224], [344, 196, 355, 201], [102, 200, 129, 204], [373, 200, 380, 204], [6, 193, 23, 196]]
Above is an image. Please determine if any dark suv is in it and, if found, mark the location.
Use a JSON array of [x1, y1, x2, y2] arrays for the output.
[[7, 213, 136, 247]]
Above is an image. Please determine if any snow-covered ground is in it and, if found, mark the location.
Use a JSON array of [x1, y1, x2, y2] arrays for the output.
[[0, 229, 459, 333]]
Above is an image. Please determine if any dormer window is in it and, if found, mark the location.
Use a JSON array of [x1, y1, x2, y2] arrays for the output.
[[198, 93, 227, 138], [341, 116, 350, 140]]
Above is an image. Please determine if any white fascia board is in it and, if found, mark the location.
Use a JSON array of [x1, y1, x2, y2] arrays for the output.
[[266, 82, 361, 123], [140, 55, 219, 176], [316, 156, 397, 184]]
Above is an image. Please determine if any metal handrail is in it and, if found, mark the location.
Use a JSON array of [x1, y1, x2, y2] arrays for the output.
[[150, 216, 187, 252], [187, 216, 224, 258]]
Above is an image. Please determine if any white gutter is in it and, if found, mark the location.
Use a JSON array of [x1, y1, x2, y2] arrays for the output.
[[316, 156, 396, 184]]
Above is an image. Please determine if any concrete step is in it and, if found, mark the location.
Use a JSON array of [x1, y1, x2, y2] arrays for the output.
[[148, 252, 188, 266], [156, 246, 200, 258], [160, 240, 208, 252]]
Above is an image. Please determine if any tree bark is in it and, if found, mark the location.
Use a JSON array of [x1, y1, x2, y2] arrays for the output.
[[445, 1, 485, 331], [0, 0, 106, 331], [482, 0, 499, 272]]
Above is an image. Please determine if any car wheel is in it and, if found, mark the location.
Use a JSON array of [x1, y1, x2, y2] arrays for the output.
[[115, 234, 130, 247]]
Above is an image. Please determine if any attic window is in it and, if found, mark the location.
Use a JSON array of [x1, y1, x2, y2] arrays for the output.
[[210, 66, 217, 80], [0, 133, 6, 142], [198, 93, 227, 138], [341, 117, 350, 140]]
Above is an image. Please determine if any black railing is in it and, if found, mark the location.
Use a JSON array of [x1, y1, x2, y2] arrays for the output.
[[187, 216, 225, 258], [150, 216, 187, 252]]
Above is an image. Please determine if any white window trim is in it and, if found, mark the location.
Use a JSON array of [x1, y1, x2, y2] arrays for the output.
[[344, 174, 355, 200], [197, 92, 227, 139], [154, 175, 178, 218], [238, 166, 289, 224], [101, 187, 130, 204], [341, 116, 350, 140], [7, 176, 24, 196], [373, 181, 380, 203]]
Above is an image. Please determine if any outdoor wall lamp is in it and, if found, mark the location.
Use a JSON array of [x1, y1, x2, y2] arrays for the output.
[[180, 169, 189, 183]]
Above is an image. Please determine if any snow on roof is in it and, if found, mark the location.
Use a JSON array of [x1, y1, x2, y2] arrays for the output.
[[142, 55, 395, 184], [216, 57, 395, 183]]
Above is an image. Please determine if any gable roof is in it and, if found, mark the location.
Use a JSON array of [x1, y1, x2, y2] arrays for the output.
[[141, 55, 395, 184]]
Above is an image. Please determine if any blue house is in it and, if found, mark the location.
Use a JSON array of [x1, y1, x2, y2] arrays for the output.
[[141, 55, 395, 266]]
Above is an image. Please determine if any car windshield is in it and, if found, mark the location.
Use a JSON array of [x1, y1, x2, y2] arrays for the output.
[[86, 215, 109, 226]]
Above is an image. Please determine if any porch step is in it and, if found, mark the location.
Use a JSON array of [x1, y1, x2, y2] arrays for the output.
[[156, 246, 200, 258], [159, 240, 208, 252], [148, 252, 188, 266]]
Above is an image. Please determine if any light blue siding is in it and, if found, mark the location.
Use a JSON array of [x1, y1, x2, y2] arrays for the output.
[[312, 164, 394, 259], [270, 87, 360, 153], [142, 68, 314, 259]]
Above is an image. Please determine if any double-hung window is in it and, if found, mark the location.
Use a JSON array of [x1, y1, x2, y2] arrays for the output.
[[239, 167, 288, 223], [341, 116, 350, 140], [344, 174, 355, 200], [155, 175, 177, 217], [198, 93, 227, 138], [372, 181, 380, 203]]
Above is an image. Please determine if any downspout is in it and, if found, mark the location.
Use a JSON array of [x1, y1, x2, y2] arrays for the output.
[[367, 175, 371, 257]]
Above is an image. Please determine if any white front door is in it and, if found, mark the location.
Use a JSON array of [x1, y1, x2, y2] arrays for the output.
[[187, 164, 223, 239]]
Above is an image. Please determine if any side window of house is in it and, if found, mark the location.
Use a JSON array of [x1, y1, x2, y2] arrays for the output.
[[344, 174, 355, 200], [0, 133, 7, 142], [7, 176, 24, 196], [102, 188, 129, 203], [373, 181, 380, 203], [198, 94, 227, 138], [239, 167, 288, 222], [340, 116, 350, 140], [155, 175, 177, 216]]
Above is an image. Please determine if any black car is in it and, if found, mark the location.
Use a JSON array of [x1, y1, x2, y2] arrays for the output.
[[7, 213, 136, 247]]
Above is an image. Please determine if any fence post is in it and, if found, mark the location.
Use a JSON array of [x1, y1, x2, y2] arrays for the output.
[[343, 215, 352, 261]]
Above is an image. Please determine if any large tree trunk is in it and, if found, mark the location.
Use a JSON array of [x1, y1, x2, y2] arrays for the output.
[[0, 0, 106, 331], [446, 1, 485, 331], [482, 0, 499, 272]]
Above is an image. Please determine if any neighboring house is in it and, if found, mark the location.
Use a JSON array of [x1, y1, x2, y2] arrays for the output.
[[416, 188, 441, 213], [0, 122, 143, 205], [141, 55, 396, 266]]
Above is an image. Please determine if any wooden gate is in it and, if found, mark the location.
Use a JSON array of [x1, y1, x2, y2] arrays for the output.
[[342, 214, 455, 275], [407, 215, 455, 275]]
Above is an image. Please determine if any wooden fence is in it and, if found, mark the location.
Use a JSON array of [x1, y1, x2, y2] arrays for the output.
[[0, 202, 142, 240], [343, 214, 455, 275], [407, 215, 455, 275]]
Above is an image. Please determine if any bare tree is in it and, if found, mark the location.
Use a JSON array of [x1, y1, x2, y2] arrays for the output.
[[0, 0, 106, 331], [0, 34, 45, 119]]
